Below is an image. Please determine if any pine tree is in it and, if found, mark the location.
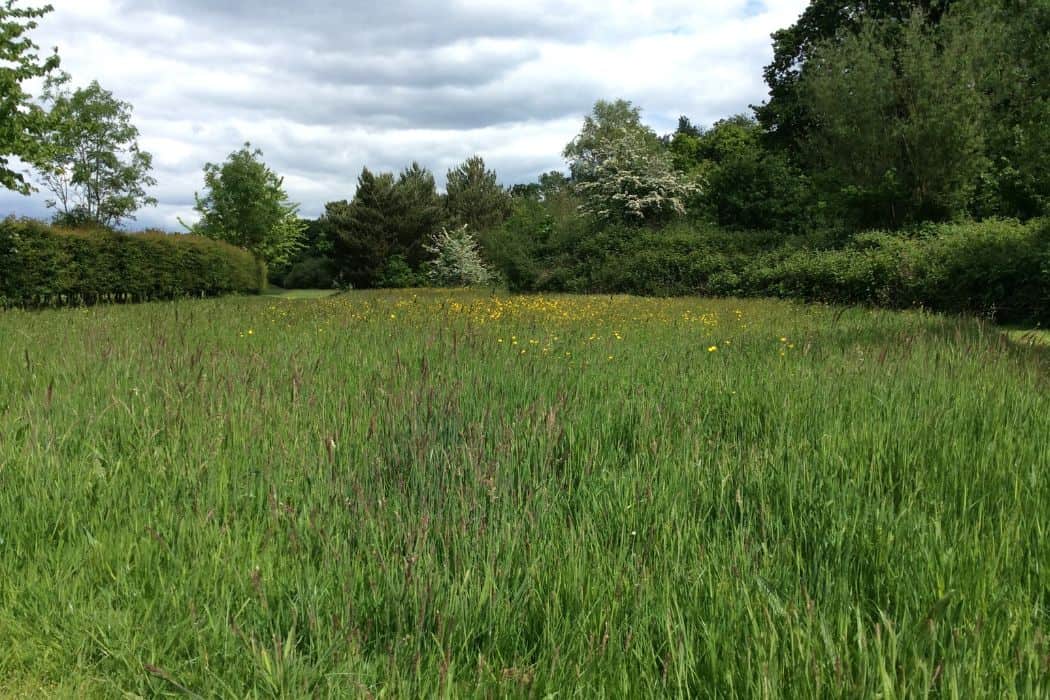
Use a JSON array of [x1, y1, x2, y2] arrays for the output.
[[445, 156, 511, 233]]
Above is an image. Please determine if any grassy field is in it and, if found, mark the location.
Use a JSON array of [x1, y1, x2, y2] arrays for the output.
[[1, 289, 1048, 697]]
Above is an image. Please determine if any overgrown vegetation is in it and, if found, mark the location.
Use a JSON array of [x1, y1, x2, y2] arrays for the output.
[[2, 290, 1048, 695], [482, 217, 1050, 324], [3, 0, 1048, 309]]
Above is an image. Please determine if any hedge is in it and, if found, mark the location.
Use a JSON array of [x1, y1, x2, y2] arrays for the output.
[[491, 218, 1050, 325], [751, 220, 1050, 323], [0, 218, 265, 307]]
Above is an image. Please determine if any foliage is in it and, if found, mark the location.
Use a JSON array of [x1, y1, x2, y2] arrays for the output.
[[327, 164, 444, 288], [396, 162, 445, 268], [35, 76, 157, 229], [481, 185, 588, 291], [281, 256, 336, 290], [267, 218, 333, 287], [444, 155, 511, 233], [0, 0, 60, 194], [188, 143, 305, 269], [2, 290, 1050, 695], [669, 115, 815, 232], [325, 169, 398, 289], [424, 224, 495, 287], [756, 0, 956, 151], [967, 0, 1050, 219], [376, 254, 425, 288], [489, 210, 1049, 323], [0, 217, 263, 306], [800, 9, 987, 228], [754, 219, 1050, 322], [567, 103, 700, 226], [573, 133, 699, 226], [563, 99, 663, 183]]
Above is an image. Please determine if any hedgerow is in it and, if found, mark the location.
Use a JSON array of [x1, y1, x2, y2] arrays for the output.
[[488, 217, 1050, 324], [0, 218, 264, 307]]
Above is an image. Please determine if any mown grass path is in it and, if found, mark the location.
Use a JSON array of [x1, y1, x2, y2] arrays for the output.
[[1, 290, 1048, 697]]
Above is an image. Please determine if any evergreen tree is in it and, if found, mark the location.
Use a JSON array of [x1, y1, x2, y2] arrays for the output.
[[395, 162, 444, 269], [445, 156, 511, 233], [325, 167, 399, 289]]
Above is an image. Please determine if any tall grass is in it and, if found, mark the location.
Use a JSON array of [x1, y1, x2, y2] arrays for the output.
[[1, 290, 1048, 697]]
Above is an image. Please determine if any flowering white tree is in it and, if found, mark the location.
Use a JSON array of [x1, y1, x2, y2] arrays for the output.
[[424, 225, 495, 287], [573, 128, 702, 225]]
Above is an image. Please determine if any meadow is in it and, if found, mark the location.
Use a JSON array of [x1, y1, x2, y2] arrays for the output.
[[1, 289, 1049, 697]]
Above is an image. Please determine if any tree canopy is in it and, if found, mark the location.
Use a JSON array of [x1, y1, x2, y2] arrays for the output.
[[445, 156, 511, 233], [37, 77, 157, 228], [0, 0, 60, 194], [189, 144, 305, 267]]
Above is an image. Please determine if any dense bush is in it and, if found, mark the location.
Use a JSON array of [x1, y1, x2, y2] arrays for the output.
[[759, 220, 1050, 322], [486, 214, 1049, 324], [0, 218, 264, 307], [281, 256, 336, 290]]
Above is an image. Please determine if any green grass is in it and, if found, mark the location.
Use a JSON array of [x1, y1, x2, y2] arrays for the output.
[[263, 287, 339, 300], [1, 289, 1048, 697], [1008, 328, 1050, 348]]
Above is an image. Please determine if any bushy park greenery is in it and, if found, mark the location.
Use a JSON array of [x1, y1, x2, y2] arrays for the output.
[[2, 290, 1049, 695], [484, 214, 1050, 324], [185, 143, 305, 269], [0, 217, 264, 306], [4, 0, 1049, 312]]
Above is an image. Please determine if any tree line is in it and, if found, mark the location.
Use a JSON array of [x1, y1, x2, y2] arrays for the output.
[[2, 0, 1047, 291]]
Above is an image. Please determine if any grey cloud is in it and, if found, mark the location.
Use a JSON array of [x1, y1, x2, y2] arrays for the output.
[[4, 0, 808, 230]]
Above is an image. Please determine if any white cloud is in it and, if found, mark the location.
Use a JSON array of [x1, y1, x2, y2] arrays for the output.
[[1, 0, 809, 229]]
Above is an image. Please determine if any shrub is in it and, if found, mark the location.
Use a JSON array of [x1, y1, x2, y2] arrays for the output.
[[424, 225, 496, 287], [752, 219, 1050, 323], [0, 218, 264, 307], [282, 256, 336, 290], [485, 212, 1049, 324], [376, 255, 425, 289]]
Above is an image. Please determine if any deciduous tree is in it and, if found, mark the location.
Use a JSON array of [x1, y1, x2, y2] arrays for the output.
[[801, 9, 986, 227], [0, 0, 60, 194], [38, 77, 157, 228], [188, 143, 304, 268]]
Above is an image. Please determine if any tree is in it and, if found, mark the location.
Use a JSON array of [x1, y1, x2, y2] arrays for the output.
[[800, 8, 986, 227], [563, 99, 662, 182], [445, 156, 511, 233], [0, 0, 60, 194], [670, 115, 814, 232], [36, 77, 157, 228], [324, 167, 400, 289], [967, 0, 1050, 219], [395, 162, 444, 269], [756, 0, 956, 151], [424, 225, 495, 287], [573, 128, 701, 226], [566, 100, 699, 226], [188, 143, 305, 268], [325, 163, 445, 288]]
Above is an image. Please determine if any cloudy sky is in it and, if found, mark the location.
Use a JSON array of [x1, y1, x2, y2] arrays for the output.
[[1, 0, 809, 229]]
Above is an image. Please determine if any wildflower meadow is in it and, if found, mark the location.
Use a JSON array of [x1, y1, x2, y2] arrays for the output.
[[1, 289, 1048, 696]]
